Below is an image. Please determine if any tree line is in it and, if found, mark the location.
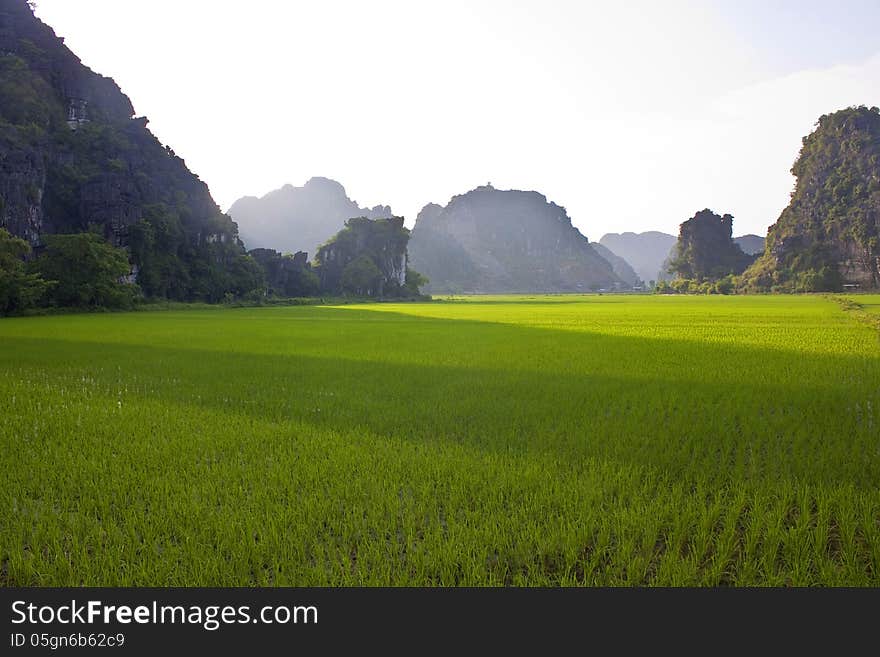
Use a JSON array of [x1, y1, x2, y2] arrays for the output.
[[0, 216, 429, 315]]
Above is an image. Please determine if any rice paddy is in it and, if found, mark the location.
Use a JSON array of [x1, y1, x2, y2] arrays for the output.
[[1, 294, 878, 585]]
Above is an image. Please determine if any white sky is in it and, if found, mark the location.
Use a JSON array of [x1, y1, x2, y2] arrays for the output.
[[34, 0, 880, 240]]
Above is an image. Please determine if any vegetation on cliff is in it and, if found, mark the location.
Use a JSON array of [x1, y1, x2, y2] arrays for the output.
[[248, 248, 319, 299], [667, 209, 755, 280], [32, 231, 139, 308], [315, 216, 426, 298], [741, 105, 880, 292], [0, 226, 140, 312], [0, 0, 262, 306], [0, 227, 48, 312]]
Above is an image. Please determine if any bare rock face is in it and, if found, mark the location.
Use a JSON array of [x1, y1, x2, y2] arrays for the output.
[[228, 177, 394, 258], [0, 145, 44, 243], [408, 184, 622, 294]]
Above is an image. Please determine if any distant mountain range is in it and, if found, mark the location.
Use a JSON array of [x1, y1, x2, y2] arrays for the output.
[[228, 179, 646, 293], [733, 234, 766, 256], [590, 243, 642, 287], [408, 184, 622, 293], [598, 232, 678, 284], [3, 0, 876, 301], [227, 177, 393, 257], [225, 175, 770, 292]]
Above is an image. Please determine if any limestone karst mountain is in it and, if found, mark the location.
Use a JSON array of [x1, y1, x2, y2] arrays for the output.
[[600, 231, 766, 283], [0, 0, 256, 301], [598, 232, 677, 284], [741, 105, 880, 291], [408, 184, 622, 294], [667, 209, 756, 281], [733, 234, 765, 256], [227, 178, 393, 257]]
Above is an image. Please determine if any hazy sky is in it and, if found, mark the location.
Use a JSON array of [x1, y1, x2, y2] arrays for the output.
[[34, 0, 880, 240]]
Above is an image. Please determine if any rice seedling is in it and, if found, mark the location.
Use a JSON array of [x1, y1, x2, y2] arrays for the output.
[[1, 294, 878, 585]]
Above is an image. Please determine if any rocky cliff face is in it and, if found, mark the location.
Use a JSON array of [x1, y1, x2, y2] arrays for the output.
[[742, 105, 880, 291], [668, 209, 755, 281], [248, 247, 319, 297], [314, 216, 410, 297], [228, 177, 393, 258], [408, 185, 621, 293], [0, 0, 248, 301]]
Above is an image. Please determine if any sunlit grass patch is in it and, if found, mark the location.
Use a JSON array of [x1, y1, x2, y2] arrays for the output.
[[1, 295, 878, 585]]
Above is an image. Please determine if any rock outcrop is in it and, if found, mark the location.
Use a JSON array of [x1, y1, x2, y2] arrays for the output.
[[408, 184, 621, 293], [315, 216, 414, 297], [667, 209, 755, 281], [248, 247, 319, 297], [741, 105, 880, 291], [0, 0, 251, 301], [228, 177, 393, 257]]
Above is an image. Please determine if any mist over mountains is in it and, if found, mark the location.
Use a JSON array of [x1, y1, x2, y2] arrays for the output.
[[407, 185, 621, 294], [590, 243, 642, 287], [733, 235, 766, 256], [226, 174, 770, 293], [598, 231, 766, 283], [598, 232, 678, 284], [2, 0, 876, 303], [227, 177, 393, 256]]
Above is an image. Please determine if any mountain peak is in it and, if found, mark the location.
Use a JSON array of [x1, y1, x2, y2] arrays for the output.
[[227, 179, 393, 257], [409, 185, 621, 293], [598, 231, 677, 283], [304, 176, 347, 193]]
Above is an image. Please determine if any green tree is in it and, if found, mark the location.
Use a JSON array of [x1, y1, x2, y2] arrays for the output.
[[248, 248, 320, 298], [228, 254, 267, 299], [341, 255, 383, 296], [32, 232, 138, 308], [0, 228, 50, 314], [285, 266, 320, 297], [315, 216, 413, 297], [740, 106, 880, 291], [404, 268, 428, 296]]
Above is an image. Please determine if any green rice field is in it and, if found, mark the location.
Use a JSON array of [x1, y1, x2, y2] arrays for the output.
[[1, 294, 879, 585]]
